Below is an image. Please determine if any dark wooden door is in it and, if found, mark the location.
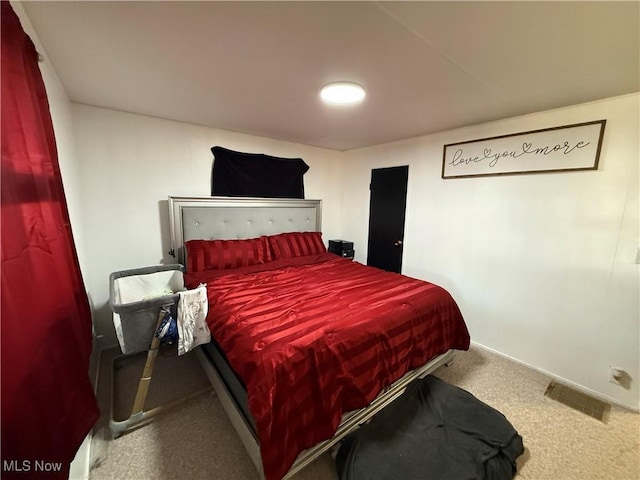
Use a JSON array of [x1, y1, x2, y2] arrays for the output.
[[366, 166, 408, 273]]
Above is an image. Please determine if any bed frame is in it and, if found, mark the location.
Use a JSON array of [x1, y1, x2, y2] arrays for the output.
[[168, 195, 455, 479]]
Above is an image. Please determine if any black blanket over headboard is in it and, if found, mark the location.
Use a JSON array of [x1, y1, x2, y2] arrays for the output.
[[211, 146, 309, 198]]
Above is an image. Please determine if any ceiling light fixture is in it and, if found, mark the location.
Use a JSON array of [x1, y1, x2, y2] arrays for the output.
[[320, 82, 366, 105]]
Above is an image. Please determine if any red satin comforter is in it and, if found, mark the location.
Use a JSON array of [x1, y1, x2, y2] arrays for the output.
[[186, 253, 470, 480]]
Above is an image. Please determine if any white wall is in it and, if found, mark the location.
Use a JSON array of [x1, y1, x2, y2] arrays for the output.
[[71, 105, 343, 343], [340, 94, 639, 410]]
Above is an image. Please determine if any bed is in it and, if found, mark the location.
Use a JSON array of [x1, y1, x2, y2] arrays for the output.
[[168, 196, 470, 480]]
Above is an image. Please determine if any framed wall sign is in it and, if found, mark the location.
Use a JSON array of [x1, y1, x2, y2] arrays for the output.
[[442, 120, 606, 179]]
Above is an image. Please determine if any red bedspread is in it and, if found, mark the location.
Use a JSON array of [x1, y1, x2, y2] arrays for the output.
[[186, 253, 470, 480]]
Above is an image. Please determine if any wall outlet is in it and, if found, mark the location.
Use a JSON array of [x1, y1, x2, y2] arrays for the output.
[[609, 366, 625, 385]]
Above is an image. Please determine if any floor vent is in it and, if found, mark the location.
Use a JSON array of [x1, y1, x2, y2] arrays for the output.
[[544, 381, 610, 422]]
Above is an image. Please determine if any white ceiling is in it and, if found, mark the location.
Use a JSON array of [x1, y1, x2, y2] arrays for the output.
[[22, 1, 640, 151]]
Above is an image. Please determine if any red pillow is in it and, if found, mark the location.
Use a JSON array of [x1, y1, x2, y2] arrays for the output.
[[268, 231, 326, 259], [185, 236, 271, 272]]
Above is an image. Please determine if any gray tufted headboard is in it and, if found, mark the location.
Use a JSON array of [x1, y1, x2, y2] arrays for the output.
[[168, 196, 322, 266]]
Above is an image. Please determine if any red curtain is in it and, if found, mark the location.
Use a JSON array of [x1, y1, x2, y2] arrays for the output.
[[1, 3, 99, 478]]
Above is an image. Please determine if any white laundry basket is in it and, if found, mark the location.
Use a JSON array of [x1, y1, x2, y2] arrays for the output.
[[109, 264, 185, 354]]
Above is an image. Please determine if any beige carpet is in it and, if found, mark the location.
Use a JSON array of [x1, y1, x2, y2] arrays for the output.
[[88, 345, 640, 480]]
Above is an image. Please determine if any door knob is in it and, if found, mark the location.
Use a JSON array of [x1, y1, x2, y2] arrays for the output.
[[394, 240, 403, 247]]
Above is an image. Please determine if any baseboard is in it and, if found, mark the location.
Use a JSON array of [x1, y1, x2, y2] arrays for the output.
[[68, 433, 91, 480], [68, 336, 106, 479], [470, 341, 640, 413]]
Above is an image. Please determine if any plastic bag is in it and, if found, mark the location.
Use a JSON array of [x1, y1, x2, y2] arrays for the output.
[[155, 308, 178, 344]]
